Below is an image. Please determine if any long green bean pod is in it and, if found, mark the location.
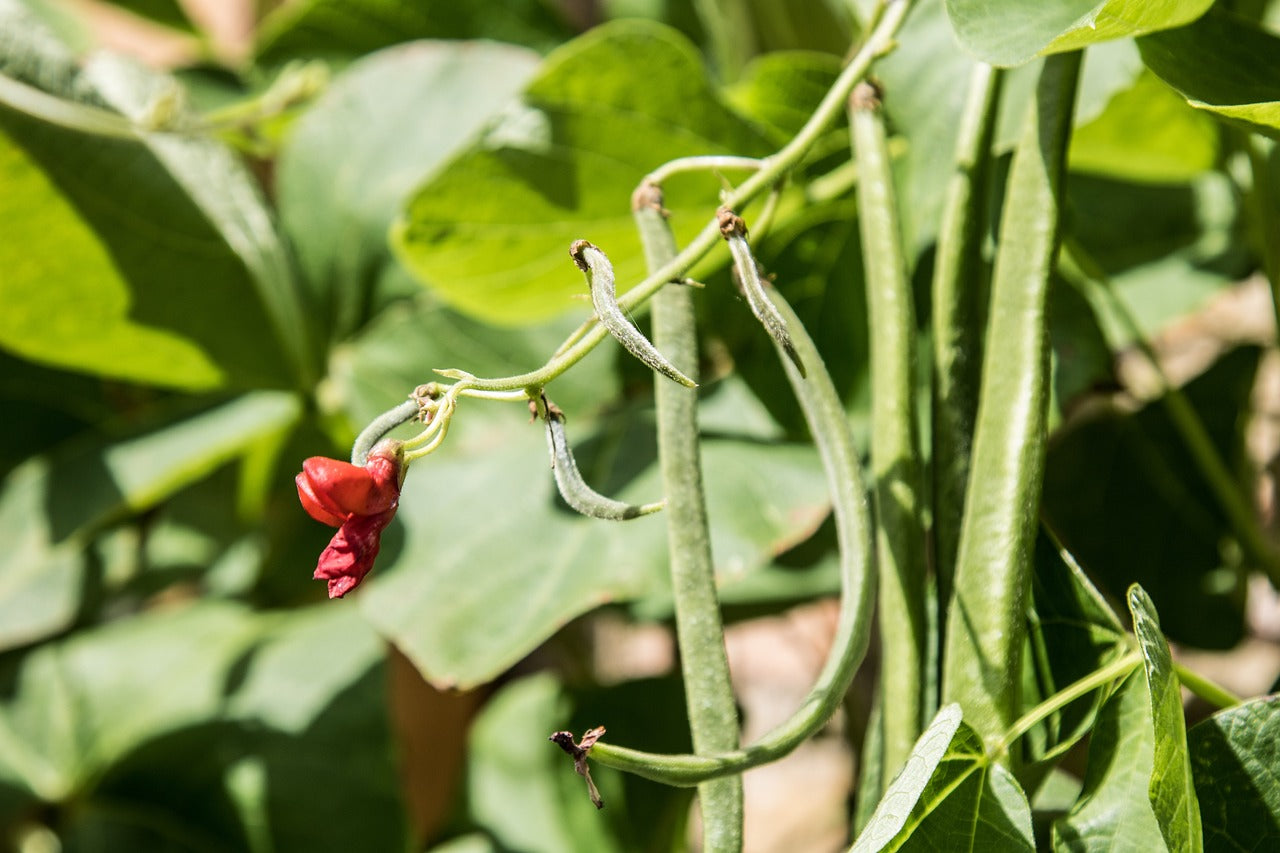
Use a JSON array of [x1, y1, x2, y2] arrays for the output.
[[941, 51, 1082, 749]]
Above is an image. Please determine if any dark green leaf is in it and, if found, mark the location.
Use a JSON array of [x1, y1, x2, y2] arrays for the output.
[[393, 19, 772, 325], [726, 50, 843, 142], [1042, 347, 1258, 649], [254, 0, 571, 66], [1189, 696, 1280, 851], [1139, 7, 1280, 134], [277, 41, 540, 344], [0, 393, 300, 650], [945, 0, 1213, 67]]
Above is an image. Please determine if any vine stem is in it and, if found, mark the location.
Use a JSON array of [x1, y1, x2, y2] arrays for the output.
[[588, 287, 876, 788], [431, 0, 914, 394], [850, 79, 928, 776], [993, 650, 1141, 759], [635, 188, 743, 851]]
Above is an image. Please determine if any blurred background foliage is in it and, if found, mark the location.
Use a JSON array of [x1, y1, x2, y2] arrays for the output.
[[1, 0, 1279, 849]]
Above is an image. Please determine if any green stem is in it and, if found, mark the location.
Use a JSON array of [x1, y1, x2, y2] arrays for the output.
[[994, 650, 1141, 758], [941, 51, 1081, 751], [589, 287, 876, 788], [850, 80, 928, 775], [635, 194, 743, 851], [350, 400, 419, 465], [1061, 242, 1280, 585], [1173, 662, 1242, 710], [931, 62, 1003, 609], [431, 0, 914, 394]]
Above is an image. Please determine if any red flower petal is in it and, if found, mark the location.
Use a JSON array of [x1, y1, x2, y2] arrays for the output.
[[313, 508, 396, 598], [296, 472, 348, 527], [300, 456, 380, 517]]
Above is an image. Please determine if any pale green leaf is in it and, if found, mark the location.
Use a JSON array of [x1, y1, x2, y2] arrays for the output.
[[850, 704, 962, 852], [277, 40, 541, 343], [0, 1, 315, 389], [1069, 70, 1218, 182], [945, 0, 1213, 67], [851, 716, 1033, 851], [392, 19, 771, 325]]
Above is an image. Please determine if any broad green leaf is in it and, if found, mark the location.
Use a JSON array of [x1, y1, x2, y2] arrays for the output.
[[392, 19, 772, 325], [1069, 70, 1218, 182], [1128, 584, 1203, 852], [358, 401, 828, 687], [468, 674, 623, 853], [0, 392, 300, 650], [0, 1, 316, 389], [1189, 696, 1280, 851], [1042, 347, 1258, 649], [849, 704, 962, 852], [945, 0, 1213, 67], [0, 602, 405, 851], [0, 132, 222, 389], [726, 50, 843, 142], [277, 41, 540, 344], [1139, 7, 1280, 134], [1051, 670, 1167, 850], [850, 715, 1033, 851], [255, 0, 570, 66]]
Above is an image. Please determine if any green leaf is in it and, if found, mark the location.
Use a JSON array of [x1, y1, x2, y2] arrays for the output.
[[255, 0, 570, 66], [1189, 696, 1280, 851], [1138, 7, 1280, 134], [945, 0, 1213, 68], [1041, 347, 1258, 649], [1069, 70, 1218, 182], [1051, 670, 1168, 850], [358, 401, 828, 687], [467, 674, 623, 853], [392, 19, 772, 325], [0, 392, 300, 651], [726, 50, 843, 142], [0, 602, 406, 851], [0, 6, 315, 389], [850, 713, 1033, 851], [1128, 584, 1203, 852], [849, 704, 963, 852], [277, 40, 540, 344]]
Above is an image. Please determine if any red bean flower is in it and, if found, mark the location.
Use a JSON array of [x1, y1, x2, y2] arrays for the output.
[[296, 441, 404, 598]]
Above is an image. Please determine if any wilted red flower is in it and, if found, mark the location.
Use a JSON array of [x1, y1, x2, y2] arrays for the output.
[[296, 441, 404, 598]]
